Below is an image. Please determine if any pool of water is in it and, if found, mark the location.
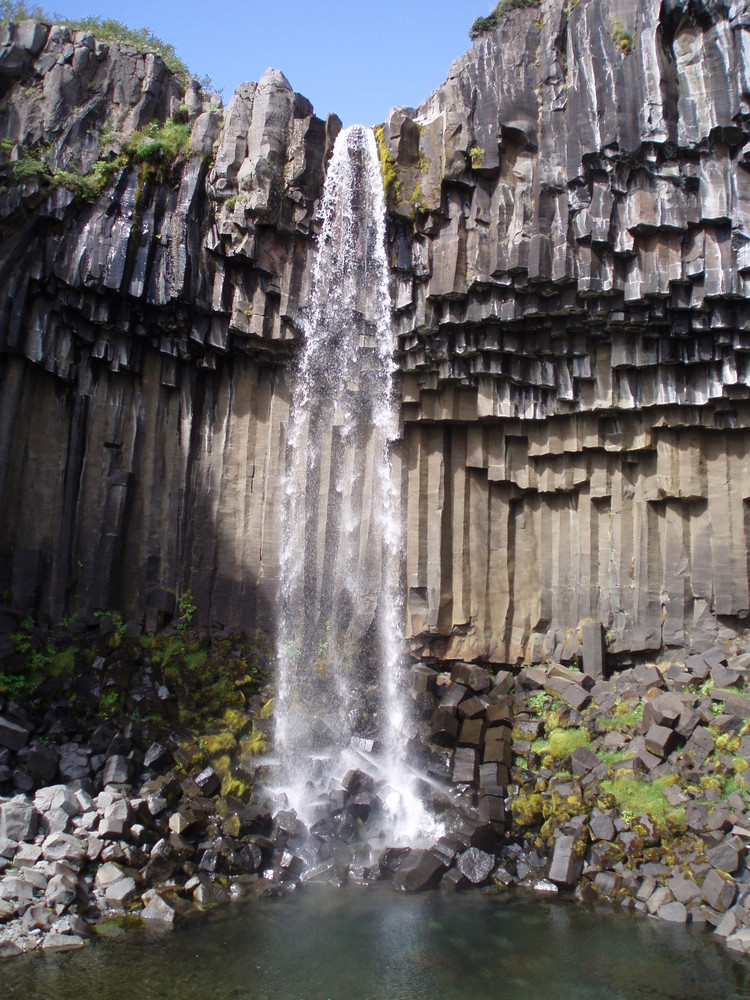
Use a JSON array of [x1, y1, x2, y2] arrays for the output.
[[4, 887, 750, 1000]]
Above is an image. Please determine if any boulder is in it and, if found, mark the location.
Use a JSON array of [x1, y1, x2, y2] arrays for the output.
[[0, 716, 30, 752], [0, 797, 37, 842], [702, 869, 737, 912], [104, 877, 137, 907], [455, 847, 495, 885], [548, 835, 583, 888], [392, 849, 446, 892], [101, 755, 131, 786], [141, 893, 177, 925], [41, 832, 85, 867]]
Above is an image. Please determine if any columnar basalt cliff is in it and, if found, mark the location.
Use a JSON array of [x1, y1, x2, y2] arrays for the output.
[[3, 0, 750, 665]]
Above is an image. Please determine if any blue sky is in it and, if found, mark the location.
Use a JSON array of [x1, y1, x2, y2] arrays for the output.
[[48, 1, 478, 126]]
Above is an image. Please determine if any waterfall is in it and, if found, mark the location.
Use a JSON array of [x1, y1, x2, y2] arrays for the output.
[[274, 125, 439, 847]]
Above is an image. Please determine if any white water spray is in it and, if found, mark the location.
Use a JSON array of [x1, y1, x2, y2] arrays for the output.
[[275, 125, 440, 846]]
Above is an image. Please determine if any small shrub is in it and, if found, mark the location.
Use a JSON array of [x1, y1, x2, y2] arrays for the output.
[[610, 20, 633, 54], [125, 120, 191, 165], [179, 588, 196, 623], [13, 153, 48, 183], [0, 1, 45, 24], [469, 145, 485, 168]]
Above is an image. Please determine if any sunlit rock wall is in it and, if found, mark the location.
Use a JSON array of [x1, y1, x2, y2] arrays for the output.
[[3, 0, 750, 662], [381, 0, 750, 661]]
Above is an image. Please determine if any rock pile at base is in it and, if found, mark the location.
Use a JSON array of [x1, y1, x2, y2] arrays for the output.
[[1, 612, 750, 962], [408, 642, 750, 957]]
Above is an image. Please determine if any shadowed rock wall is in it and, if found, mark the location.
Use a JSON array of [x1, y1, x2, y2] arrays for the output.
[[3, 2, 750, 662]]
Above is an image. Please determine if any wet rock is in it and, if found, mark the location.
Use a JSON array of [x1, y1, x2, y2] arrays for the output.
[[458, 696, 490, 720], [141, 892, 176, 925], [194, 766, 220, 797], [392, 849, 446, 892], [341, 770, 374, 796], [455, 847, 495, 885], [411, 665, 438, 694], [143, 743, 173, 772], [430, 709, 459, 745], [726, 928, 750, 955], [379, 846, 411, 874], [458, 718, 485, 748], [193, 879, 228, 905], [548, 835, 583, 888], [144, 839, 176, 883], [440, 868, 467, 891], [451, 747, 478, 785]]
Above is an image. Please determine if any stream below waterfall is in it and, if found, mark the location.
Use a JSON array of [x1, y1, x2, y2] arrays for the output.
[[4, 888, 750, 1000]]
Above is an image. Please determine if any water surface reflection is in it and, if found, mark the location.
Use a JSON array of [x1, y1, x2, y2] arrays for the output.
[[4, 887, 750, 1000]]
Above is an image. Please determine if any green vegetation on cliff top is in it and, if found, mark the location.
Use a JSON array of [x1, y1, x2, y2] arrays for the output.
[[470, 0, 541, 39], [0, 1, 212, 88]]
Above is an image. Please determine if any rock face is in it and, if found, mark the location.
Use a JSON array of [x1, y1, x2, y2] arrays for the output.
[[3, 3, 750, 662]]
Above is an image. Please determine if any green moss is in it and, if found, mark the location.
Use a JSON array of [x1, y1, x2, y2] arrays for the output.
[[220, 773, 251, 800], [600, 699, 643, 731], [202, 731, 237, 758], [600, 775, 685, 830], [241, 726, 268, 757], [597, 749, 634, 767], [373, 124, 401, 204], [510, 791, 545, 828], [536, 727, 591, 762], [185, 650, 208, 671], [258, 698, 274, 720], [49, 647, 77, 676]]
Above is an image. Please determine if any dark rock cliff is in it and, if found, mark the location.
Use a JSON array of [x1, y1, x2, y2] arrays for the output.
[[3, 0, 750, 664]]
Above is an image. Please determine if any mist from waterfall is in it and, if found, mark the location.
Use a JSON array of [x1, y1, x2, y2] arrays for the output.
[[274, 124, 438, 846]]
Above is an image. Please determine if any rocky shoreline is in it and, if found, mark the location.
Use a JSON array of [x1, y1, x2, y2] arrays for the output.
[[0, 611, 749, 962]]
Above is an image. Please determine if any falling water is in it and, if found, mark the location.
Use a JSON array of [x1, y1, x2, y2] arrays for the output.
[[275, 125, 439, 846]]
